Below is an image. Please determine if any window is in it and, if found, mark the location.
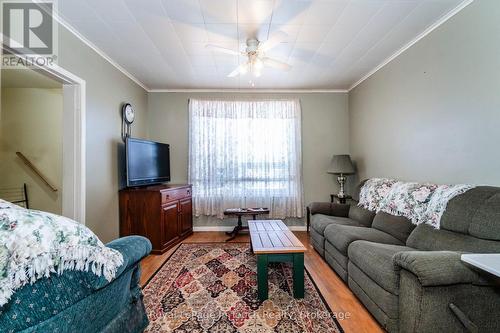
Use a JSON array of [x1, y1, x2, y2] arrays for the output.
[[188, 99, 303, 218]]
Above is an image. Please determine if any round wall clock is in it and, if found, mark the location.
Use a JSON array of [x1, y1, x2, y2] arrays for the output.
[[121, 103, 135, 140], [122, 103, 135, 124]]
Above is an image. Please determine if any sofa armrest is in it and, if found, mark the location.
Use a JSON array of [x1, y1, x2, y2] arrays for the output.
[[88, 236, 152, 290], [308, 202, 350, 217], [393, 251, 481, 286], [106, 236, 152, 276]]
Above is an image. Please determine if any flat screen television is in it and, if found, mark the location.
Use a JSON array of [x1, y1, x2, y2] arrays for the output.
[[126, 137, 170, 187]]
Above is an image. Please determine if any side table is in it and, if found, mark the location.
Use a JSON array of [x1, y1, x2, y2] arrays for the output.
[[223, 208, 270, 241], [330, 194, 352, 204]]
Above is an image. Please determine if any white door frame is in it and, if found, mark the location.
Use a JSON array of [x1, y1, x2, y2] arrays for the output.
[[32, 64, 86, 224]]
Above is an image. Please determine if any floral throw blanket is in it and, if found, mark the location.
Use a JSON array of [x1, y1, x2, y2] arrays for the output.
[[358, 178, 474, 229], [0, 200, 123, 307]]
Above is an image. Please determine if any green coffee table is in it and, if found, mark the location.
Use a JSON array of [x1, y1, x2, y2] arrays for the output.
[[248, 220, 307, 301]]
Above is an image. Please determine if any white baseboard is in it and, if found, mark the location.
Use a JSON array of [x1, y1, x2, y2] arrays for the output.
[[193, 226, 307, 232], [289, 226, 307, 231], [193, 226, 234, 232]]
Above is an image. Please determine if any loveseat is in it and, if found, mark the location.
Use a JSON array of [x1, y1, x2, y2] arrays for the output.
[[0, 235, 152, 333], [309, 184, 500, 332]]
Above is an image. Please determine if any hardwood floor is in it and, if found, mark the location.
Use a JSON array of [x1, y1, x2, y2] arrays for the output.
[[140, 231, 384, 333]]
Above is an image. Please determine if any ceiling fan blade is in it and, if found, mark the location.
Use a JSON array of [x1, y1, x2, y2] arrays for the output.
[[262, 57, 292, 71], [259, 31, 288, 52], [227, 64, 248, 77], [206, 44, 241, 56]]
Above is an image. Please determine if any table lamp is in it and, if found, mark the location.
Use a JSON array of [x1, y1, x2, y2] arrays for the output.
[[327, 154, 355, 198]]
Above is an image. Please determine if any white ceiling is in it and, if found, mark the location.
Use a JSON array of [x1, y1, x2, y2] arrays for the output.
[[57, 0, 466, 90]]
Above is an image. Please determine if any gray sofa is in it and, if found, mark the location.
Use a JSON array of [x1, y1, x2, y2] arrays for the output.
[[309, 184, 500, 333]]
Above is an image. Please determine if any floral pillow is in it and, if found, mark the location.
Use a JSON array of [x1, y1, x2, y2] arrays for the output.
[[0, 200, 123, 307]]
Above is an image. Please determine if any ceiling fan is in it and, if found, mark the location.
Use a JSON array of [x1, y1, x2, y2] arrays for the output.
[[206, 31, 292, 78]]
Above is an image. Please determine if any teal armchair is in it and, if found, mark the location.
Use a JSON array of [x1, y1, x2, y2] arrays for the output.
[[0, 236, 152, 333]]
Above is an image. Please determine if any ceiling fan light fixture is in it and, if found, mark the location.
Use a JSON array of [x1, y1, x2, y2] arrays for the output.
[[214, 31, 291, 79], [240, 63, 249, 75], [254, 58, 264, 70]]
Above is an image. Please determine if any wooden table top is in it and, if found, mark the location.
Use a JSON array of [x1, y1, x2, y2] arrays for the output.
[[248, 220, 307, 254]]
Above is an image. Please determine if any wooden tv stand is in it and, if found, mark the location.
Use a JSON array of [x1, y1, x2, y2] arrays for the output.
[[119, 184, 193, 254]]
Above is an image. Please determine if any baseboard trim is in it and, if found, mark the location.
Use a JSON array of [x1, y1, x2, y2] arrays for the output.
[[288, 226, 308, 231], [193, 226, 234, 232], [193, 226, 307, 232]]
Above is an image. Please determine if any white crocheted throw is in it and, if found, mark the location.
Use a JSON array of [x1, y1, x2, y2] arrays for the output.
[[0, 200, 123, 307], [358, 178, 474, 229]]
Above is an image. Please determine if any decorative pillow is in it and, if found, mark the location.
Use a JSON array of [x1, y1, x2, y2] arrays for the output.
[[348, 205, 376, 227], [371, 211, 416, 243], [0, 200, 123, 306]]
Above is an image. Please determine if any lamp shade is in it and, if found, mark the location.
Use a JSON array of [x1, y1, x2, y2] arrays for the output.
[[327, 154, 355, 175]]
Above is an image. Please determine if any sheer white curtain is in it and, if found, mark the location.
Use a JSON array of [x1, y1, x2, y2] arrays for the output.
[[188, 99, 304, 218]]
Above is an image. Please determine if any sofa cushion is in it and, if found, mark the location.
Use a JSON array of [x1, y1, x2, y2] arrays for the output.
[[311, 214, 360, 235], [324, 244, 348, 281], [348, 205, 376, 227], [309, 202, 350, 217], [310, 228, 325, 257], [407, 224, 500, 253], [348, 262, 399, 332], [372, 211, 416, 243], [348, 241, 415, 295], [469, 191, 500, 241], [348, 263, 399, 332], [440, 186, 500, 237], [0, 263, 148, 333], [324, 224, 403, 256]]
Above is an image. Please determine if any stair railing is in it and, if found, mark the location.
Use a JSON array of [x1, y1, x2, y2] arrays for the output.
[[16, 152, 58, 192]]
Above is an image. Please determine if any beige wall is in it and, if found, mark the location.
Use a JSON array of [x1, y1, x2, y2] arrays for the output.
[[349, 0, 500, 186], [148, 92, 349, 227], [0, 88, 63, 214], [57, 27, 148, 242]]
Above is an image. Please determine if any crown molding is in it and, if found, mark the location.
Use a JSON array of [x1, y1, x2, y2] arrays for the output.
[[53, 13, 150, 91], [148, 88, 348, 93], [348, 0, 474, 92]]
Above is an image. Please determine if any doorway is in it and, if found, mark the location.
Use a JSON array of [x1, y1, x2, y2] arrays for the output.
[[0, 65, 86, 223], [1, 68, 63, 213]]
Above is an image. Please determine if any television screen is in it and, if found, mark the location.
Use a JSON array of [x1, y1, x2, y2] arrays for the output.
[[126, 138, 170, 187]]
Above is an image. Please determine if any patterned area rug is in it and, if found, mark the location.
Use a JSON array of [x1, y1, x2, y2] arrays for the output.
[[143, 243, 343, 333]]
